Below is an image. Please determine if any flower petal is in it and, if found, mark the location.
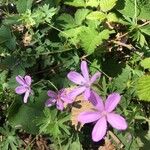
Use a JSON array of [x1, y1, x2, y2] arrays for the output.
[[92, 116, 107, 142], [23, 90, 30, 103], [25, 75, 32, 86], [107, 113, 127, 130], [105, 93, 121, 112], [45, 98, 56, 107], [16, 75, 25, 85], [84, 88, 91, 100], [56, 100, 64, 111], [78, 111, 101, 124], [47, 90, 57, 98], [67, 71, 85, 85], [90, 72, 101, 84], [68, 86, 86, 100], [81, 61, 89, 81], [89, 91, 104, 111], [15, 86, 26, 94]]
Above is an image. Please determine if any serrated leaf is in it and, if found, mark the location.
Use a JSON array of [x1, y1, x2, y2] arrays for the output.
[[107, 12, 118, 22], [116, 0, 150, 20], [0, 26, 16, 50], [113, 65, 131, 92], [64, 0, 85, 7], [8, 91, 47, 134], [57, 13, 76, 29], [137, 76, 150, 101], [86, 11, 106, 21], [75, 9, 89, 25], [140, 25, 150, 36], [16, 0, 33, 13], [59, 26, 84, 44], [100, 0, 117, 12], [86, 0, 100, 7], [141, 58, 150, 69], [79, 27, 110, 54]]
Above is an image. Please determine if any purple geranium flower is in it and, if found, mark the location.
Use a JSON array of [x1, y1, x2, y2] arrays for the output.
[[15, 75, 32, 103], [67, 61, 101, 101], [45, 89, 72, 111], [78, 92, 127, 142]]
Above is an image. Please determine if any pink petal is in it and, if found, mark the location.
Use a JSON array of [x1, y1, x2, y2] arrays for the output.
[[92, 116, 107, 142], [78, 111, 101, 124], [67, 71, 85, 85], [89, 91, 104, 111], [56, 100, 64, 110], [47, 90, 57, 98], [68, 86, 86, 100], [84, 88, 91, 100], [16, 75, 25, 85], [15, 86, 26, 94], [45, 98, 56, 107], [107, 113, 127, 130], [23, 90, 30, 103], [81, 61, 89, 81], [90, 72, 101, 84], [105, 93, 121, 112], [25, 75, 32, 86]]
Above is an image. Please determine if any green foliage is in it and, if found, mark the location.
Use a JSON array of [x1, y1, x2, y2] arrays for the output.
[[0, 0, 150, 149], [8, 91, 47, 134], [16, 0, 33, 13], [112, 65, 132, 92], [140, 58, 150, 69], [86, 11, 106, 21], [100, 0, 117, 12], [0, 25, 16, 50], [79, 28, 111, 54], [117, 0, 150, 20], [137, 75, 150, 101], [0, 124, 22, 150], [37, 108, 70, 138]]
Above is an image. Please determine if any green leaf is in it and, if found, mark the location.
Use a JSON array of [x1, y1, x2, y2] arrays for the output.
[[107, 12, 119, 22], [86, 0, 100, 7], [8, 91, 47, 134], [0, 25, 16, 50], [112, 65, 131, 92], [59, 26, 84, 44], [86, 11, 106, 21], [64, 0, 85, 7], [16, 0, 33, 13], [100, 0, 117, 12], [75, 9, 89, 25], [116, 0, 150, 20], [140, 25, 150, 36], [141, 58, 150, 69], [79, 27, 110, 54], [137, 76, 150, 101], [57, 13, 76, 29]]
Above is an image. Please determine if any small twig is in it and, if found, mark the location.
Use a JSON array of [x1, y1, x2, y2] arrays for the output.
[[111, 40, 134, 50], [139, 20, 150, 28], [108, 131, 124, 149], [116, 32, 129, 40]]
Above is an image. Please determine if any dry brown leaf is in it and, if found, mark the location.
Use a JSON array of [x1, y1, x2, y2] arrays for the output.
[[23, 32, 32, 46], [99, 137, 116, 150], [70, 93, 95, 130]]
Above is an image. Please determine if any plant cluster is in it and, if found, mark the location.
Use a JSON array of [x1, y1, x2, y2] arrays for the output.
[[0, 0, 150, 149]]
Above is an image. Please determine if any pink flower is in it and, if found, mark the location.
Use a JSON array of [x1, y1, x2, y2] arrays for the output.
[[78, 92, 127, 142], [45, 89, 72, 111], [67, 61, 101, 101], [15, 75, 32, 103]]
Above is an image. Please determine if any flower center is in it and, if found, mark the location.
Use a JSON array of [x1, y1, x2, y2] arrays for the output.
[[101, 110, 107, 116]]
